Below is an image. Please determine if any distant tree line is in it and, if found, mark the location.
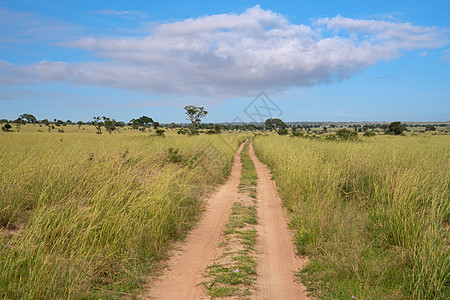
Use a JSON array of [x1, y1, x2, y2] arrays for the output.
[[1, 111, 448, 136]]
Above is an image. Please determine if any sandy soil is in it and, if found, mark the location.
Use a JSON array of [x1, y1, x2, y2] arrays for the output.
[[249, 142, 309, 300], [142, 142, 245, 299]]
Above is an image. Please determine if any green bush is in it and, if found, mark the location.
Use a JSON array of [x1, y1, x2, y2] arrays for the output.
[[363, 131, 376, 137], [291, 131, 304, 137], [277, 129, 289, 135], [335, 128, 358, 141], [1, 123, 12, 132]]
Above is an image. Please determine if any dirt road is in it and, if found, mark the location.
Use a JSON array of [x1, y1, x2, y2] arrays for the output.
[[249, 142, 308, 299], [143, 141, 308, 299], [143, 142, 245, 299]]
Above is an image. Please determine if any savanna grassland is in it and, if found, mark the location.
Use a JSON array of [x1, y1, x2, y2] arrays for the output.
[[1, 124, 449, 299], [253, 134, 449, 299], [0, 126, 245, 299]]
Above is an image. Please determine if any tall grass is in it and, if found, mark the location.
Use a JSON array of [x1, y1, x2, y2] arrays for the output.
[[0, 131, 244, 298], [253, 135, 449, 299]]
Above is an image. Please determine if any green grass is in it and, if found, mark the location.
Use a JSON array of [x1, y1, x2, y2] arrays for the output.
[[202, 141, 258, 299], [0, 130, 246, 299], [239, 141, 257, 198], [253, 134, 449, 299]]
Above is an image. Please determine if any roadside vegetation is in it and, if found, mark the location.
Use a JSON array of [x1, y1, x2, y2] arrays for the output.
[[253, 135, 449, 299], [1, 111, 449, 299], [0, 132, 244, 299], [202, 141, 259, 298]]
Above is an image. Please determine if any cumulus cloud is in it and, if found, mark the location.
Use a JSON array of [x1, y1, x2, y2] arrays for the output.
[[0, 6, 448, 96]]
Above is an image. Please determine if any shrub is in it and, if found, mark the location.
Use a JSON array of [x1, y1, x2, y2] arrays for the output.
[[335, 128, 358, 141], [1, 123, 12, 132], [363, 131, 376, 137], [177, 128, 189, 135], [277, 129, 289, 135], [206, 129, 220, 134], [425, 125, 436, 131], [291, 131, 304, 137], [155, 129, 165, 136]]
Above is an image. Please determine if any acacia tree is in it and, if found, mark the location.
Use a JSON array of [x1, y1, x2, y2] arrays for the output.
[[139, 116, 153, 127], [385, 121, 404, 135], [20, 113, 37, 124], [265, 118, 287, 130], [184, 105, 208, 134], [92, 116, 104, 134], [129, 116, 154, 130], [103, 117, 116, 135]]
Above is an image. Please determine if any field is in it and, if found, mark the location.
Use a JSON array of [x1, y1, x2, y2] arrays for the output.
[[0, 127, 244, 298], [253, 134, 449, 299], [0, 126, 449, 299]]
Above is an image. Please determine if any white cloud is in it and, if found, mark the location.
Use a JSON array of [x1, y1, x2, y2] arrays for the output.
[[316, 15, 446, 50], [0, 6, 448, 97], [94, 9, 145, 17]]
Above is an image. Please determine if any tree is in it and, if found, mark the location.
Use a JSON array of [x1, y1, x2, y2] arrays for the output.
[[129, 116, 154, 130], [20, 113, 37, 124], [92, 116, 104, 134], [103, 117, 116, 135], [139, 116, 154, 127], [130, 119, 140, 130], [77, 121, 83, 129], [184, 105, 208, 133], [54, 119, 65, 126], [265, 118, 287, 130], [385, 121, 404, 135]]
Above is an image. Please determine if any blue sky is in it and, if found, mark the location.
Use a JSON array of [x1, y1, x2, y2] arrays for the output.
[[0, 0, 449, 123]]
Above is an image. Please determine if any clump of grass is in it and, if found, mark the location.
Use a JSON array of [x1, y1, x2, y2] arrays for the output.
[[0, 131, 246, 298], [202, 142, 259, 298], [254, 135, 449, 299], [239, 141, 257, 198]]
